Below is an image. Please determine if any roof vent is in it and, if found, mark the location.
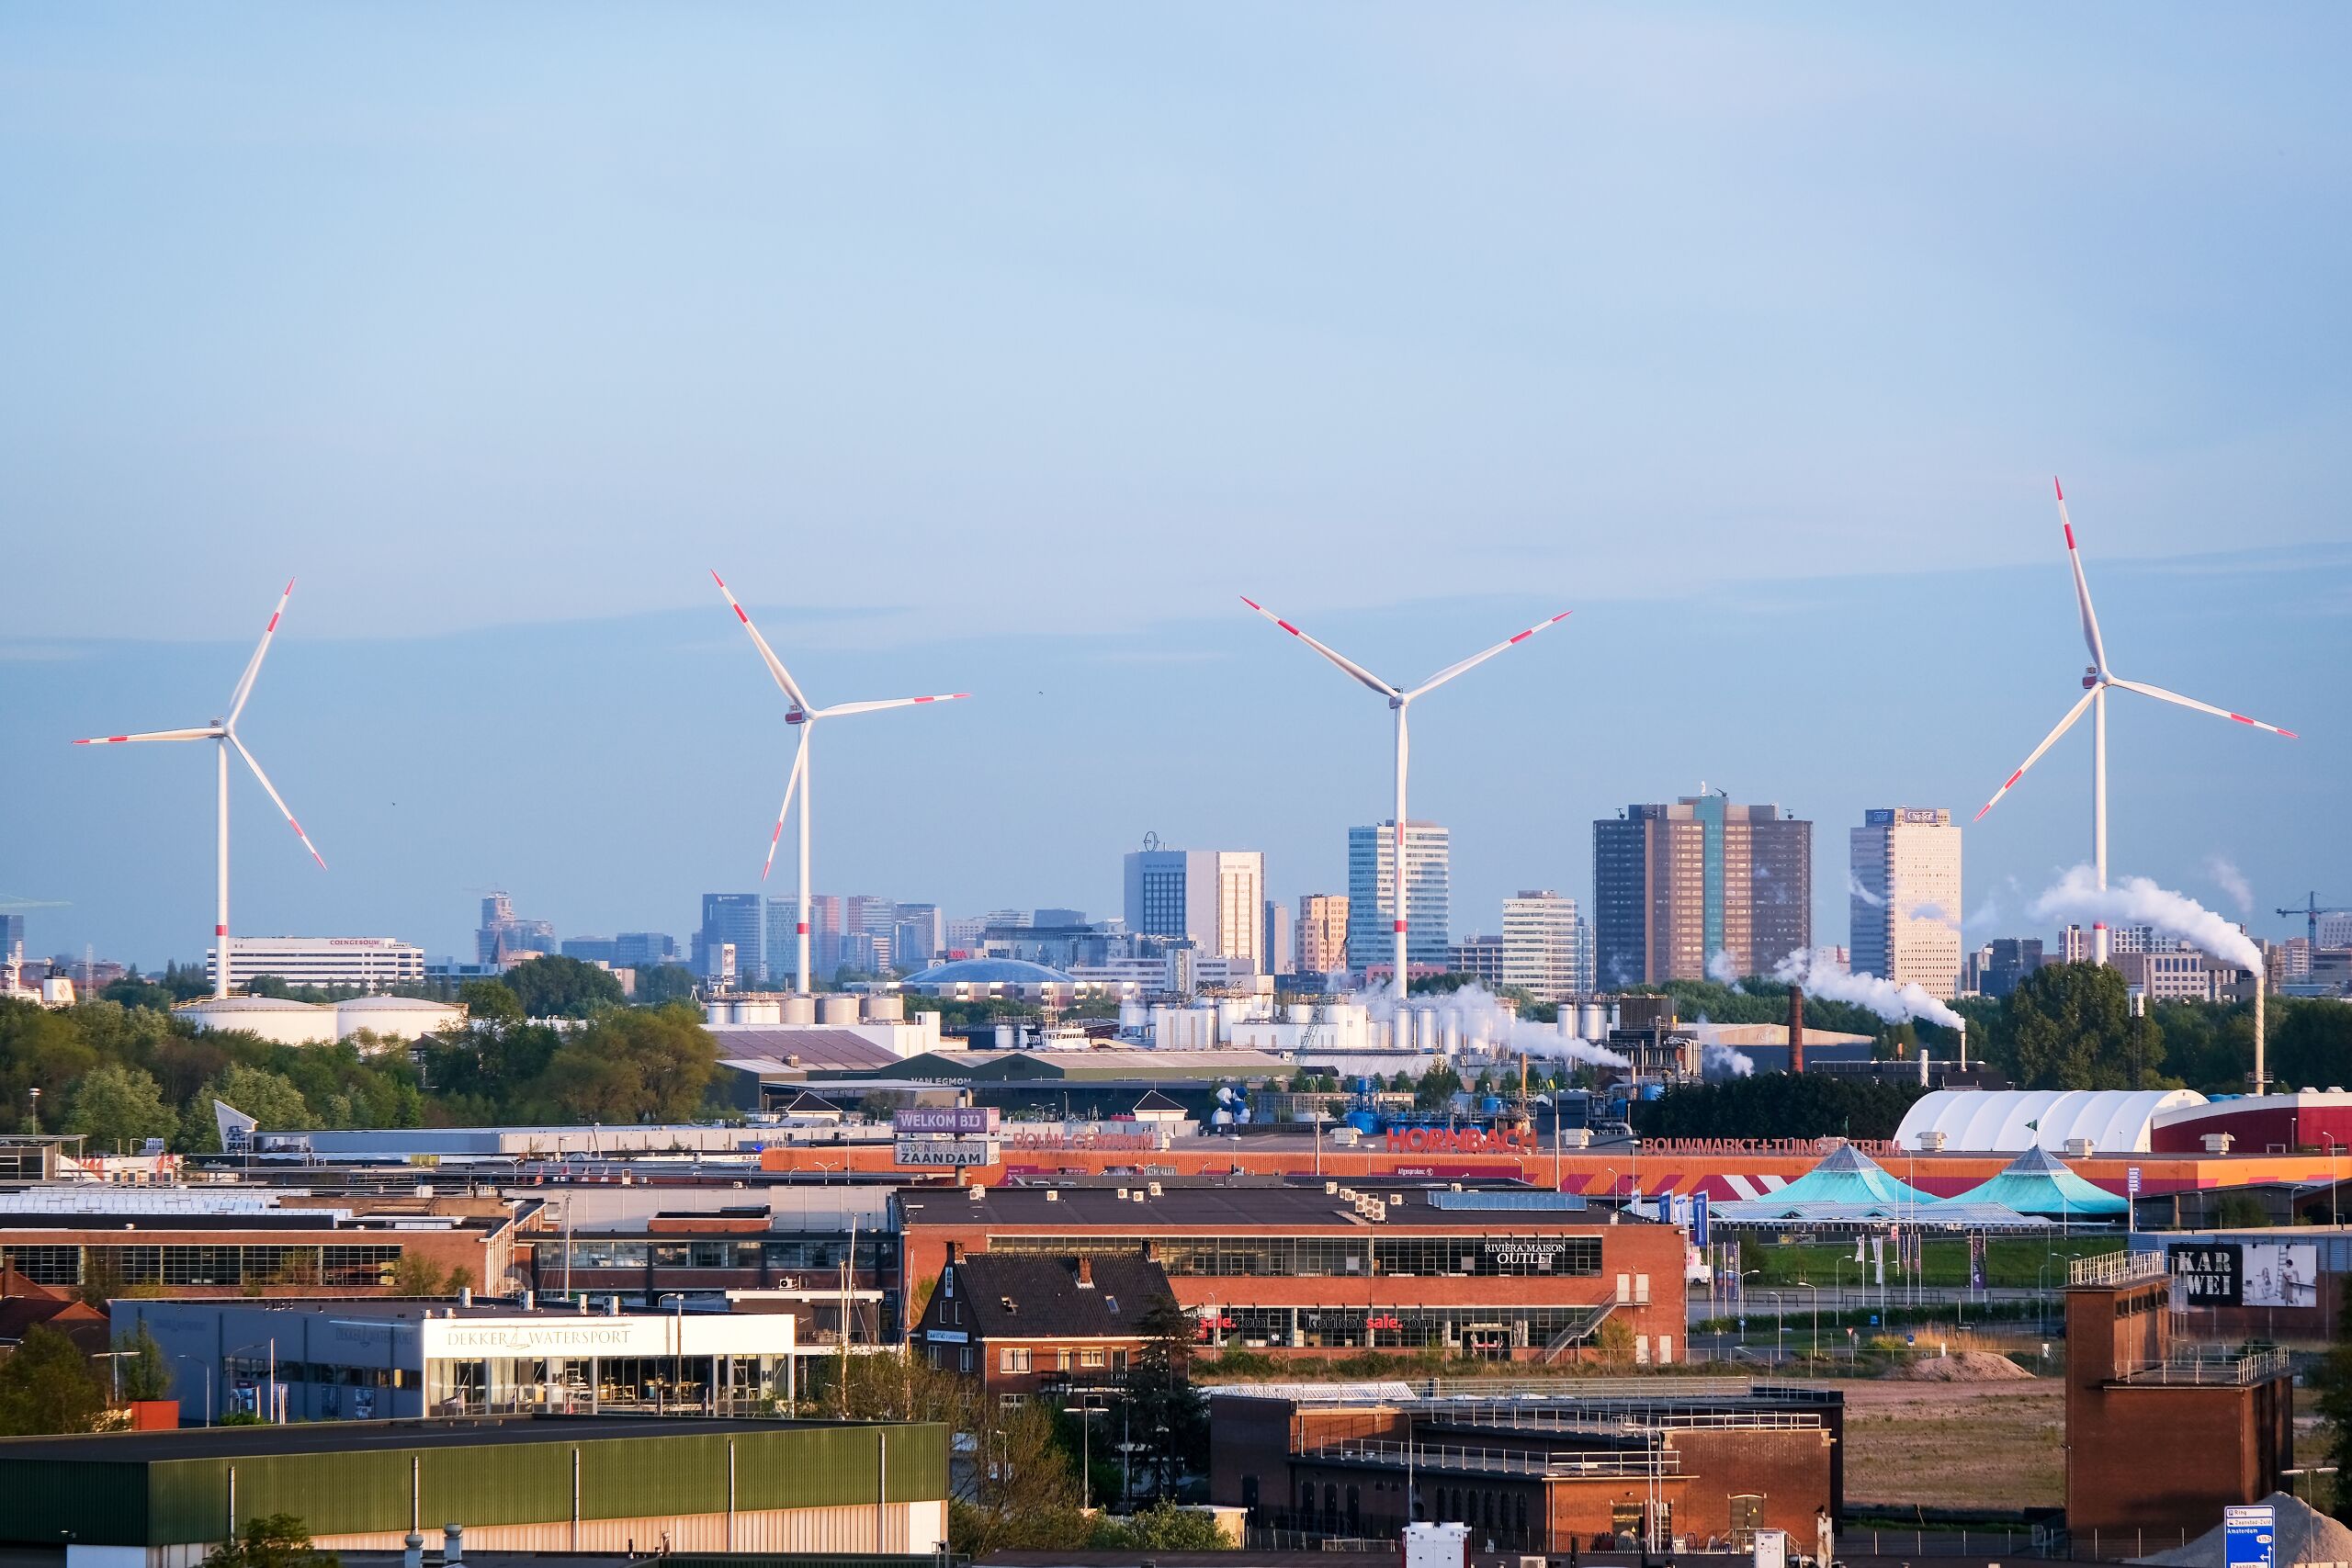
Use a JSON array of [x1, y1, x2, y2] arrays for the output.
[[1147, 1181, 1163, 1198], [1133, 1190, 1147, 1203], [968, 1185, 986, 1202], [1001, 1295, 1016, 1314], [1046, 1189, 1060, 1201], [1324, 1180, 1338, 1195], [1115, 1188, 1130, 1201]]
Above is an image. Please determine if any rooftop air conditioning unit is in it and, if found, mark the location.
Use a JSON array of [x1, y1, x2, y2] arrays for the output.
[[2202, 1132, 2234, 1154], [2064, 1137, 2097, 1157], [1046, 1189, 1060, 1201], [1917, 1132, 1948, 1153], [1148, 1182, 1163, 1197]]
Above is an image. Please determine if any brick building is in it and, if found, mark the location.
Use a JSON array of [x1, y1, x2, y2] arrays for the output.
[[897, 1182, 1686, 1365], [0, 1189, 530, 1297], [910, 1249, 1175, 1399], [2064, 1254, 2295, 1534], [1210, 1383, 1840, 1551]]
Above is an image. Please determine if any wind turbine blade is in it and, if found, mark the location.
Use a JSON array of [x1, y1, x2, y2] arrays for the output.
[[2110, 677, 2299, 739], [1973, 686, 2098, 822], [74, 728, 220, 745], [227, 580, 296, 728], [228, 733, 327, 869], [1238, 596, 1397, 697], [2055, 479, 2109, 674], [711, 571, 814, 712], [761, 731, 809, 882], [811, 694, 971, 719], [1406, 611, 1572, 700]]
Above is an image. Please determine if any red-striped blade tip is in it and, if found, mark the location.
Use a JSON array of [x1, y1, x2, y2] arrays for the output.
[[710, 570, 727, 587], [2053, 477, 2064, 501], [1238, 595, 1261, 611], [1972, 803, 1994, 822], [283, 578, 296, 595], [2280, 728, 2300, 739]]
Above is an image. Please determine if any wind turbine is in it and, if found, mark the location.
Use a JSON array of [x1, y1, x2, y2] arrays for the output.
[[1239, 596, 1570, 991], [712, 572, 969, 993], [74, 581, 326, 998], [1973, 480, 2297, 964]]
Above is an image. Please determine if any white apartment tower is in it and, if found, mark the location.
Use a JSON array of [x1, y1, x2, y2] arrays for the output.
[[1347, 820, 1451, 978], [1122, 848, 1265, 972], [1849, 807, 1962, 998], [1501, 890, 1590, 1001]]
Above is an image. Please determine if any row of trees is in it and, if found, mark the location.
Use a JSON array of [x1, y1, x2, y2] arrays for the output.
[[1632, 1075, 1926, 1141]]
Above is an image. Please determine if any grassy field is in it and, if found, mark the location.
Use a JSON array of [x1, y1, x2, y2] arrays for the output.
[[1837, 1376, 2064, 1514]]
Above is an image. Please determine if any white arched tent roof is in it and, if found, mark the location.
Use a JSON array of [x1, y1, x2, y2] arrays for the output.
[[1894, 1089, 2207, 1154]]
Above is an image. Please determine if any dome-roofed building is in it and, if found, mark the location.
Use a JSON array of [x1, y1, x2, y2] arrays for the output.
[[1894, 1088, 2206, 1154], [900, 957, 1107, 1006], [174, 995, 334, 1045]]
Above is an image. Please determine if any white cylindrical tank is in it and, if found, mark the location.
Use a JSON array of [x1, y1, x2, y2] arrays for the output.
[[1216, 998, 1251, 1039], [781, 995, 817, 1025], [819, 995, 862, 1025], [993, 1022, 1016, 1050], [742, 998, 783, 1025], [1577, 1000, 1607, 1040], [1442, 1018, 1462, 1055], [1286, 1003, 1312, 1024], [1120, 1001, 1148, 1034], [865, 995, 904, 1021], [1149, 1005, 1171, 1047]]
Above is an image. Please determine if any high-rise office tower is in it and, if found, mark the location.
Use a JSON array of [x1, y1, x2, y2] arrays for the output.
[[1347, 820, 1451, 977], [0, 914, 23, 969], [1592, 795, 1812, 987], [1295, 894, 1350, 975], [695, 894, 765, 986], [475, 892, 558, 965], [892, 904, 944, 970], [1502, 890, 1589, 1001], [1982, 937, 2044, 998], [1849, 807, 1963, 998], [614, 932, 677, 970], [1123, 848, 1266, 970], [769, 894, 843, 982], [846, 896, 898, 947], [1262, 900, 1294, 976]]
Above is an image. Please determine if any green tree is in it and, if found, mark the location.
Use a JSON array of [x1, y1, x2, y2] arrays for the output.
[[2005, 963, 2165, 1089], [180, 1065, 311, 1150], [500, 955, 626, 1019], [0, 1325, 107, 1436], [458, 979, 524, 1028], [1091, 1501, 1227, 1550], [1124, 1293, 1208, 1501], [65, 1062, 177, 1150], [1632, 1075, 1927, 1141], [115, 1324, 174, 1401], [634, 964, 700, 1007], [537, 1006, 717, 1122], [1413, 1063, 1463, 1111], [388, 1254, 449, 1295], [198, 1514, 340, 1568]]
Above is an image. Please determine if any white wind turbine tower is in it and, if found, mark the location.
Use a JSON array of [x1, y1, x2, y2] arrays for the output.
[[1240, 596, 1570, 992], [1974, 479, 2297, 964], [712, 572, 969, 994], [74, 581, 327, 999]]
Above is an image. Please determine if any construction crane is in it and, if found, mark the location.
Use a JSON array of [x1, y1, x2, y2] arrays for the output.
[[0, 896, 68, 992], [2276, 892, 2350, 947]]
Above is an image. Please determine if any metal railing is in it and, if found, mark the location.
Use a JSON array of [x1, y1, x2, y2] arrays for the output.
[[2068, 1248, 2162, 1286], [1416, 1399, 1826, 1434], [1303, 1438, 1678, 1479], [2122, 1345, 2291, 1385], [1396, 1374, 1758, 1400]]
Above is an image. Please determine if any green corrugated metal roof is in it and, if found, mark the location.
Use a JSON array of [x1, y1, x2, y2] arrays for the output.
[[0, 1418, 946, 1549]]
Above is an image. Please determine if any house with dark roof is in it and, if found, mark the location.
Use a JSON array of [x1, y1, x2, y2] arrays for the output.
[[912, 1249, 1178, 1401]]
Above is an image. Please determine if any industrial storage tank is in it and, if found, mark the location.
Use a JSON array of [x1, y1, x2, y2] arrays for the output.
[[864, 995, 904, 1021], [780, 995, 817, 1025], [818, 995, 863, 1025]]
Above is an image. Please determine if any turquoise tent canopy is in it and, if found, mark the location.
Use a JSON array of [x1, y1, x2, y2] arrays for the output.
[[1949, 1145, 2130, 1219], [1753, 1141, 1935, 1207]]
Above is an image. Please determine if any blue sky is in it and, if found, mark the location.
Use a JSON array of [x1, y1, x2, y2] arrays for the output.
[[2, 6, 2346, 964]]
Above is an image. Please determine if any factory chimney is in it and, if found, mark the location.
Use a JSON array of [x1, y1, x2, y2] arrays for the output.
[[1788, 986, 1806, 1076]]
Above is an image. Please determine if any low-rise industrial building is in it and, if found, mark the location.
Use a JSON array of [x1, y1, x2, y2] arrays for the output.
[[910, 1249, 1174, 1399], [0, 1187, 529, 1297], [112, 1294, 800, 1423], [898, 1182, 1687, 1366], [1209, 1382, 1841, 1551], [0, 1414, 946, 1567]]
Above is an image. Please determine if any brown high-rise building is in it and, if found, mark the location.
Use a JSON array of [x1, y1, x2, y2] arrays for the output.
[[1592, 795, 1811, 987], [1295, 894, 1350, 975]]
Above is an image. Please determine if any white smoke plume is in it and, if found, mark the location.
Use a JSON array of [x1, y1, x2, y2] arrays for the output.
[[2030, 865, 2262, 972], [1846, 872, 1885, 908], [1350, 980, 1628, 1067], [2204, 855, 2255, 916], [1705, 949, 1741, 984], [1702, 1043, 1755, 1078], [1772, 946, 1965, 1031]]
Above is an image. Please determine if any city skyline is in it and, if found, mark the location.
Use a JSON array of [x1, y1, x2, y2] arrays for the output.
[[7, 540, 2337, 972]]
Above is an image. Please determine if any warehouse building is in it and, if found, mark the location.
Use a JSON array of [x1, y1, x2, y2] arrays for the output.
[[1209, 1382, 1841, 1552], [112, 1294, 801, 1424], [0, 1414, 946, 1567], [897, 1182, 1687, 1366]]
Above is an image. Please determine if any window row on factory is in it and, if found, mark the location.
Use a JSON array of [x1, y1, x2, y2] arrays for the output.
[[1, 1243, 404, 1288], [556, 1237, 898, 1272], [1206, 1303, 1641, 1352], [985, 1234, 1605, 1279]]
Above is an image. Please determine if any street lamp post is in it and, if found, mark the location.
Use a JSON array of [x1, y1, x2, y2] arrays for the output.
[[1793, 1280, 1820, 1361], [1061, 1394, 1106, 1512]]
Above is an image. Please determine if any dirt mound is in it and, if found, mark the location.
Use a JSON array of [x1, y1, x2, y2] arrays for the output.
[[1883, 1349, 2034, 1382], [2136, 1490, 2352, 1564]]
